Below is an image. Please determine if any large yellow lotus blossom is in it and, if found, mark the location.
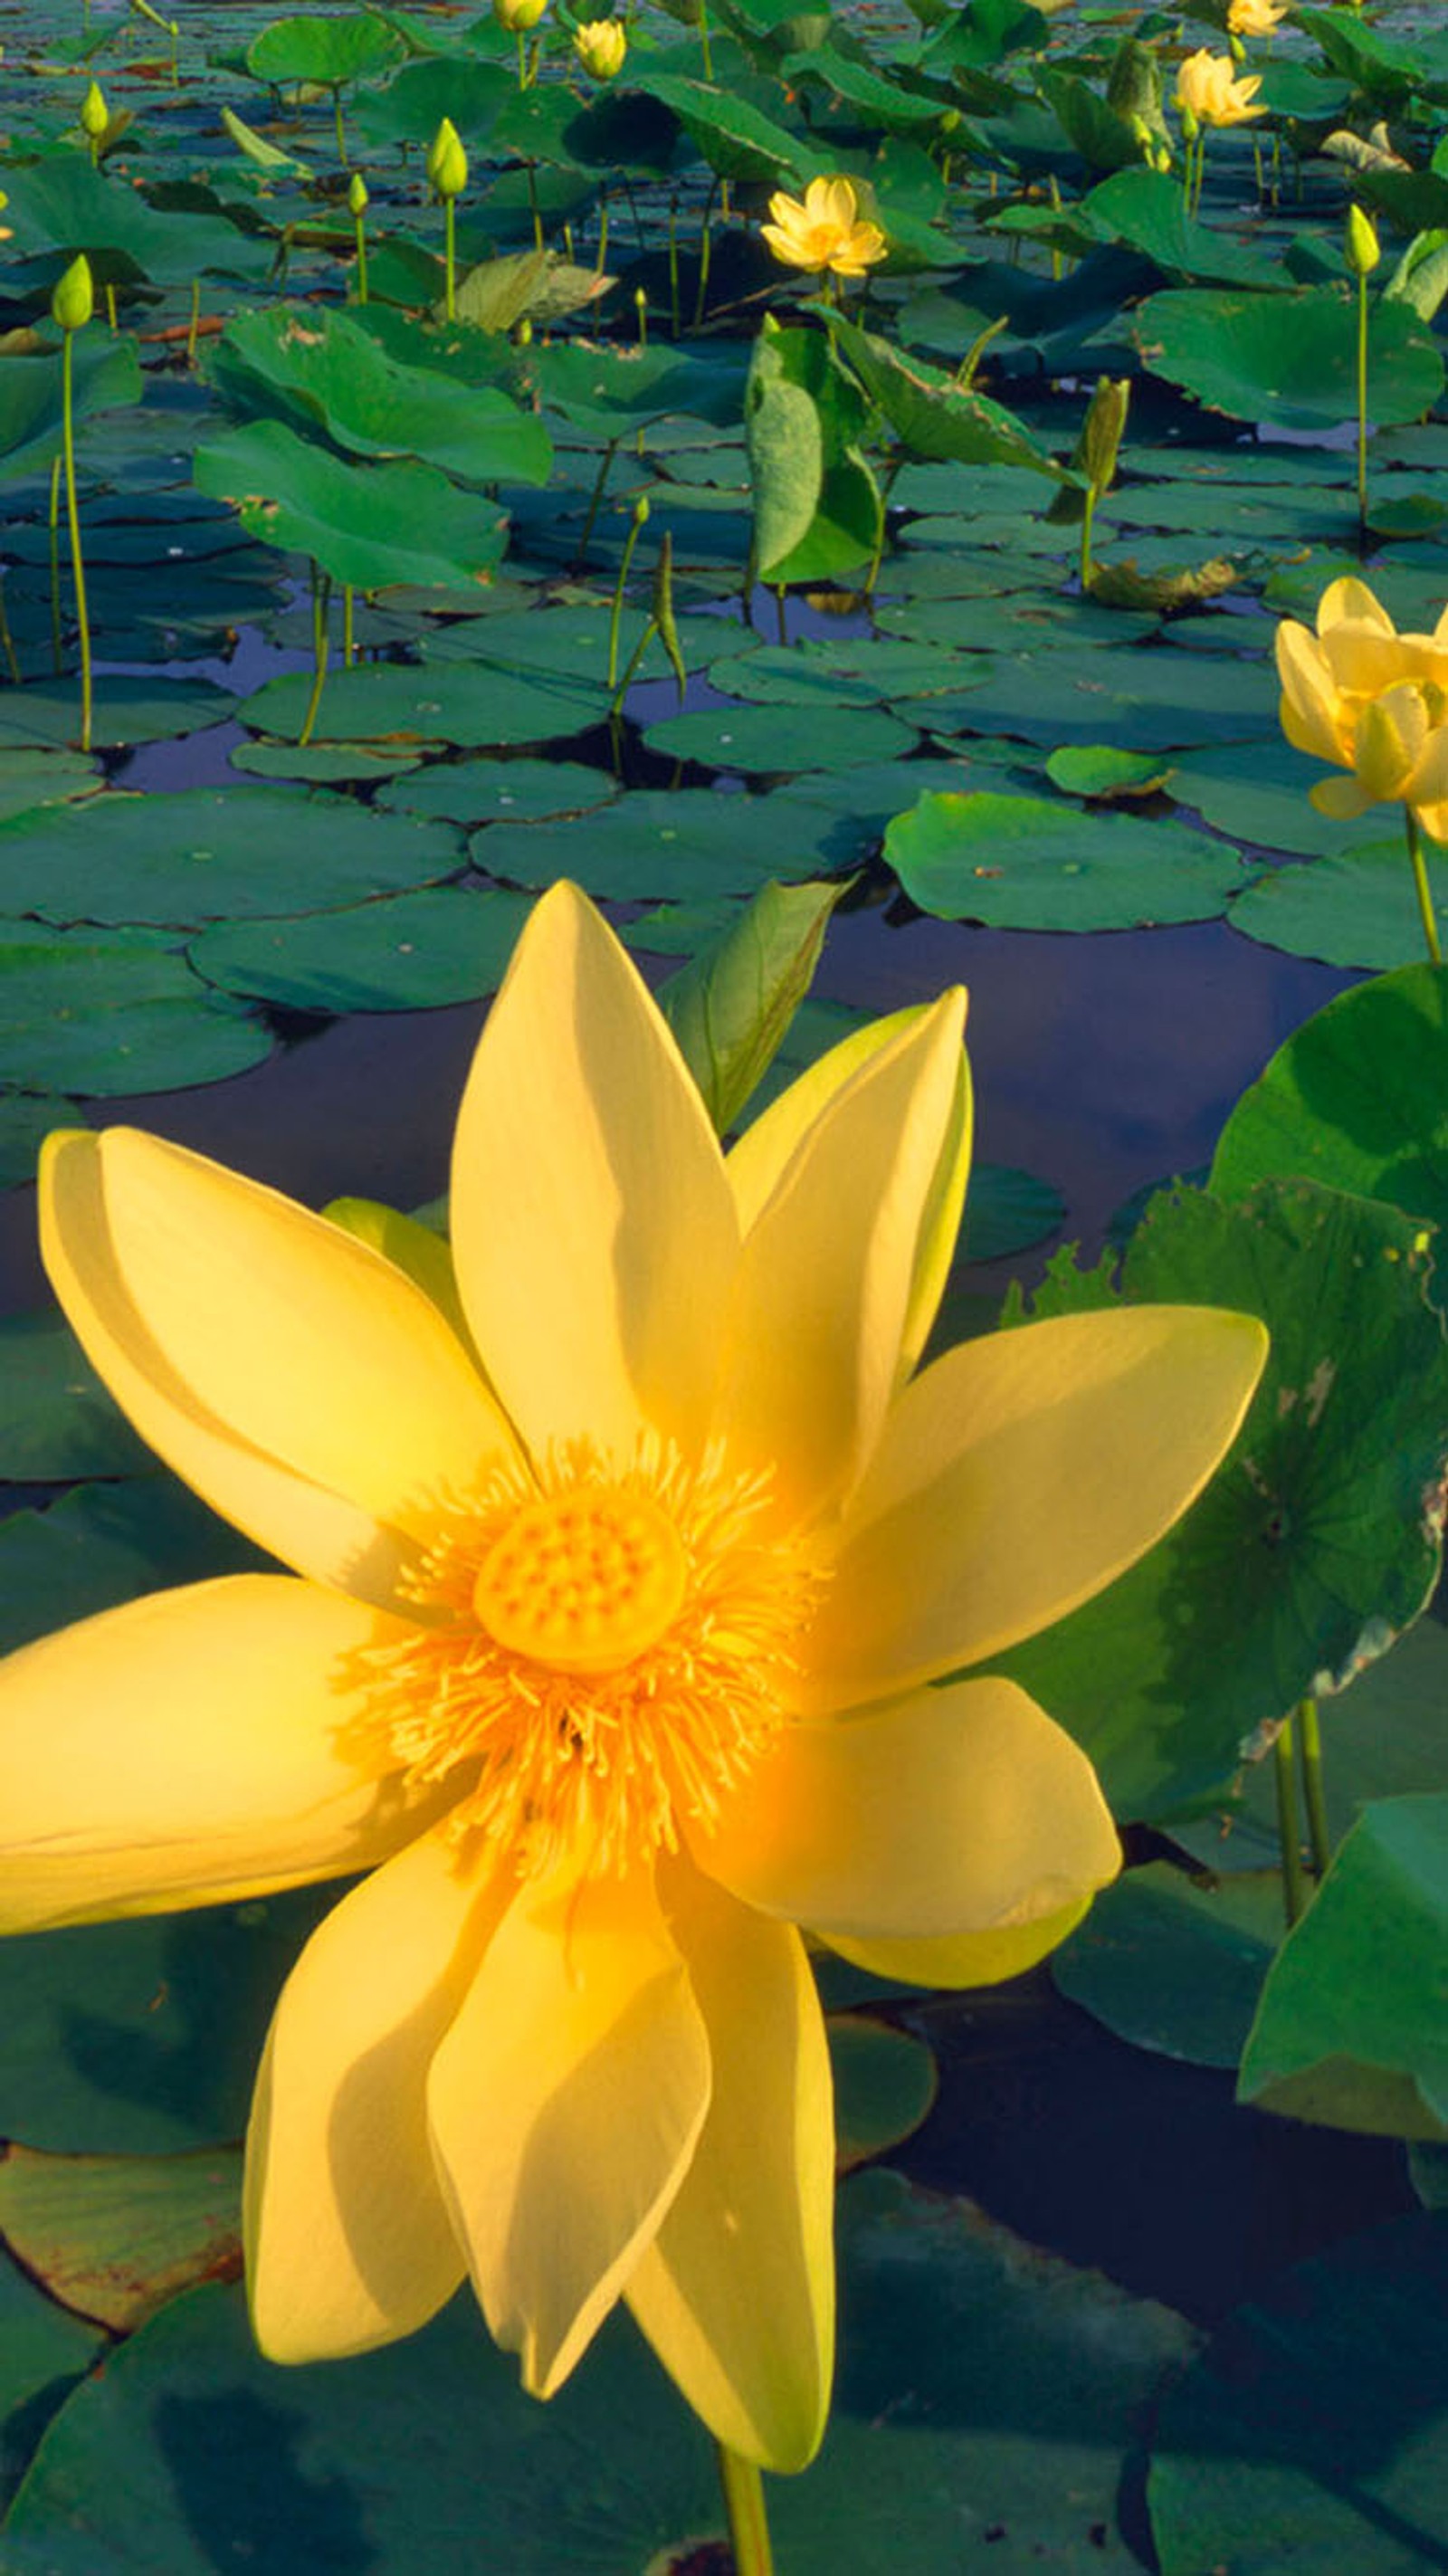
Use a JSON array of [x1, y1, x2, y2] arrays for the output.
[[761, 176, 888, 280], [1275, 576, 1448, 838], [572, 16, 626, 79], [0, 886, 1266, 2476], [1226, 0, 1288, 37], [1175, 48, 1265, 126]]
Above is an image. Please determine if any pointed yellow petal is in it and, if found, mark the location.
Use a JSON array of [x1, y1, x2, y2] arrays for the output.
[[806, 1304, 1267, 1705], [1309, 775, 1372, 819], [822, 1897, 1094, 1989], [728, 1002, 973, 1384], [625, 1858, 834, 2473], [692, 1680, 1119, 1941], [0, 1577, 429, 1933], [1319, 577, 1394, 635], [714, 992, 967, 1523], [323, 1197, 473, 1352], [450, 883, 738, 1463], [427, 1849, 710, 2398], [1274, 624, 1343, 764], [1404, 720, 1448, 812], [246, 1825, 507, 2362], [1355, 692, 1419, 799], [42, 1131, 513, 1606], [1414, 796, 1448, 844]]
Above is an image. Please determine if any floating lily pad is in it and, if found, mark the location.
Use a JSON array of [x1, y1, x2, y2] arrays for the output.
[[0, 1480, 264, 1657], [1167, 737, 1372, 858], [0, 1098, 84, 1196], [0, 750, 100, 828], [643, 702, 918, 775], [375, 758, 618, 827], [0, 2146, 243, 2333], [1134, 287, 1445, 431], [472, 789, 828, 901], [1229, 839, 1448, 969], [829, 2017, 938, 2174], [227, 742, 424, 786], [0, 1315, 148, 1484], [0, 2251, 103, 2518], [0, 926, 272, 1096], [1148, 2214, 1448, 2574], [1053, 1865, 1282, 2071], [1046, 745, 1174, 801], [0, 680, 235, 755], [961, 1163, 1066, 1262], [916, 644, 1273, 751], [189, 885, 533, 1013], [195, 421, 508, 596], [886, 791, 1245, 930], [239, 661, 612, 749], [0, 789, 464, 930]]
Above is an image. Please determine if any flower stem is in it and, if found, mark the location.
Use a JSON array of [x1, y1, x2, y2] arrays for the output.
[[1274, 1713, 1306, 1929], [48, 453, 63, 676], [717, 2447, 775, 2576], [1079, 483, 1095, 595], [342, 583, 355, 669], [1405, 807, 1443, 965], [606, 501, 648, 687], [1356, 265, 1369, 553], [444, 196, 456, 320], [60, 327, 92, 754], [299, 564, 331, 748], [333, 87, 347, 168], [1296, 1696, 1332, 1880]]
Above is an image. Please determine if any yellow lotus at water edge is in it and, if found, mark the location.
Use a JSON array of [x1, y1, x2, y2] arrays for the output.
[[1275, 576, 1448, 836], [1174, 48, 1265, 127], [572, 16, 625, 79], [761, 176, 888, 280], [0, 887, 1266, 2474]]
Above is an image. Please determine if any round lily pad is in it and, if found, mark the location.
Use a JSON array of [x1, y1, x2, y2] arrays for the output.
[[238, 662, 612, 749], [642, 702, 919, 775], [961, 1162, 1066, 1262], [916, 644, 1274, 751], [886, 791, 1245, 930], [0, 1315, 148, 1484], [1053, 1865, 1282, 2071], [0, 679, 236, 754], [1167, 738, 1371, 858], [0, 749, 100, 827], [1134, 286, 1445, 432], [828, 2016, 938, 2174], [0, 1096, 84, 1195], [472, 789, 833, 901], [227, 743, 424, 786], [0, 925, 273, 1096], [0, 790, 465, 930], [376, 758, 619, 828], [0, 2251, 102, 2517], [1229, 839, 1448, 970], [189, 885, 534, 1014], [0, 2145, 243, 2334]]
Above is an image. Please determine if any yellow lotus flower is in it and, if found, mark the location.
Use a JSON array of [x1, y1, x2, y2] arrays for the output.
[[495, 0, 548, 25], [1226, 0, 1287, 35], [761, 175, 888, 280], [572, 17, 626, 78], [0, 886, 1266, 2473], [1276, 577, 1448, 838], [1175, 47, 1265, 126]]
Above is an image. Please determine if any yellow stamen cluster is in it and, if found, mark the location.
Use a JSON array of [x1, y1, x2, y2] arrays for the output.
[[357, 1437, 828, 1876]]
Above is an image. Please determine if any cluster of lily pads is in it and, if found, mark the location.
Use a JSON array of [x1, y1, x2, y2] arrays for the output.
[[3, 0, 1448, 2564]]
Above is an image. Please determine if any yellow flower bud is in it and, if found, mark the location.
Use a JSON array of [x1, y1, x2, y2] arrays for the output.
[[495, 0, 549, 26], [1081, 377, 1130, 498], [427, 117, 468, 201], [572, 18, 627, 80], [51, 253, 94, 334], [1346, 202, 1381, 276], [348, 172, 369, 216], [80, 81, 108, 140]]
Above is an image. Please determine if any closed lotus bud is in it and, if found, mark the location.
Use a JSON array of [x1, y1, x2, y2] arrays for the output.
[[1081, 377, 1130, 498], [429, 118, 468, 200], [426, 117, 460, 188], [1149, 138, 1173, 172], [1347, 202, 1381, 276], [348, 172, 369, 216], [633, 494, 650, 527], [51, 253, 94, 334], [80, 81, 108, 140], [495, 0, 549, 26], [572, 18, 627, 80]]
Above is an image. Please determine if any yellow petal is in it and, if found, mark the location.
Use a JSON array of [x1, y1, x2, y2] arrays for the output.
[[42, 1131, 512, 1607], [625, 1857, 834, 2473], [1403, 720, 1448, 812], [729, 1004, 972, 1383], [1355, 691, 1420, 800], [822, 1895, 1093, 1989], [714, 991, 967, 1523], [450, 883, 738, 1464], [805, 1303, 1268, 1705], [323, 1197, 472, 1352], [1310, 774, 1372, 819], [427, 1847, 710, 2398], [1320, 623, 1411, 699], [246, 1824, 507, 2362], [0, 1576, 428, 1933], [1414, 798, 1448, 844], [1320, 581, 1395, 637], [692, 1679, 1119, 1941], [1274, 623, 1344, 764]]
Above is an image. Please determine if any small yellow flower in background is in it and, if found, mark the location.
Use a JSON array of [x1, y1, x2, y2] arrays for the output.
[[1276, 577, 1448, 838], [496, 0, 548, 28], [572, 17, 626, 79], [0, 886, 1265, 2472], [50, 252, 94, 334], [1226, 0, 1288, 35], [79, 79, 109, 141], [761, 175, 888, 279], [426, 115, 468, 201], [1175, 47, 1265, 127]]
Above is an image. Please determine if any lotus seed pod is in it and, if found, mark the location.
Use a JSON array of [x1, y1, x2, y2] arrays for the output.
[[348, 172, 369, 216], [1347, 202, 1381, 276], [80, 81, 108, 139], [51, 253, 94, 334]]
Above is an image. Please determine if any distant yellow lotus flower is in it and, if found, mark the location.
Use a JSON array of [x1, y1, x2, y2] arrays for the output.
[[0, 886, 1266, 2472], [1226, 0, 1287, 34], [1175, 47, 1265, 126], [496, 0, 548, 26], [1276, 577, 1448, 838], [572, 16, 626, 78], [761, 175, 888, 279]]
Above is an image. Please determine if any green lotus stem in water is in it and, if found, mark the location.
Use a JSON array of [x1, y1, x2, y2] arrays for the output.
[[332, 87, 348, 168], [668, 201, 681, 338], [343, 585, 356, 668], [634, 285, 648, 348], [595, 187, 610, 278], [1347, 203, 1379, 551], [348, 173, 369, 304], [1274, 1713, 1306, 1928], [1296, 1696, 1331, 1880], [696, 0, 713, 77], [48, 453, 64, 677], [52, 254, 95, 754], [574, 437, 618, 570], [718, 2447, 775, 2576], [299, 566, 332, 749], [186, 277, 201, 366], [606, 495, 649, 688], [1405, 807, 1443, 965]]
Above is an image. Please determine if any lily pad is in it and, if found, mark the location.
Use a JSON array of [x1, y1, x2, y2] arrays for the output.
[[0, 1098, 84, 1196], [472, 789, 830, 901], [643, 703, 919, 774], [1133, 286, 1445, 432], [916, 642, 1272, 750], [961, 1164, 1066, 1262], [188, 885, 533, 1014], [0, 752, 100, 829], [829, 2018, 938, 2174], [1167, 737, 1373, 859], [376, 758, 618, 827], [0, 680, 235, 755], [1053, 1865, 1283, 2071], [0, 926, 272, 1096], [1229, 838, 1448, 970], [886, 791, 1245, 930], [0, 2146, 243, 2333], [0, 1480, 264, 1657], [239, 661, 611, 749], [0, 1315, 148, 1484], [195, 421, 509, 596], [0, 2252, 103, 2519]]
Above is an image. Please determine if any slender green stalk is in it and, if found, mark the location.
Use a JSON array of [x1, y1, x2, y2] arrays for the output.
[[527, 160, 543, 254], [595, 188, 609, 278], [693, 188, 715, 328], [353, 210, 368, 306], [668, 201, 681, 337], [187, 276, 201, 365], [717, 2447, 775, 2576], [1405, 806, 1443, 965], [864, 453, 903, 598], [1048, 172, 1062, 283], [1297, 1697, 1332, 1881], [333, 88, 347, 167], [60, 329, 92, 752], [516, 26, 529, 87], [444, 196, 456, 320], [48, 453, 64, 677], [696, 0, 713, 77], [606, 500, 649, 688], [574, 436, 618, 569], [104, 281, 118, 332], [634, 287, 648, 348], [1079, 483, 1096, 594], [775, 584, 787, 645], [299, 566, 331, 749], [1356, 264, 1369, 550], [1274, 1715, 1306, 1929], [342, 584, 355, 669]]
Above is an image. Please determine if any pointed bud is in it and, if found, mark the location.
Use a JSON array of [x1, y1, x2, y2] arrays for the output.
[[51, 253, 94, 334], [1081, 377, 1130, 498], [348, 172, 369, 216], [1346, 203, 1381, 277], [433, 120, 468, 201], [80, 81, 108, 140]]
